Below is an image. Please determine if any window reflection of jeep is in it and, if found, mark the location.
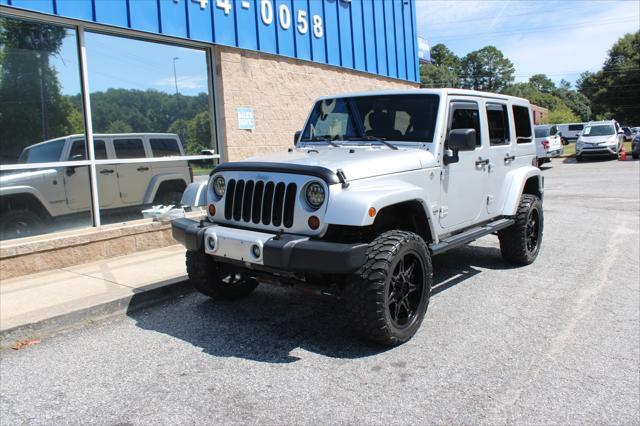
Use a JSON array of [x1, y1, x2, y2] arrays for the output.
[[173, 89, 544, 346], [0, 133, 192, 240]]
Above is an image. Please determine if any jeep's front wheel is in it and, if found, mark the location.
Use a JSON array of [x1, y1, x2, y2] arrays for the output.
[[185, 250, 258, 300], [498, 194, 543, 265], [345, 231, 432, 346], [0, 209, 45, 240]]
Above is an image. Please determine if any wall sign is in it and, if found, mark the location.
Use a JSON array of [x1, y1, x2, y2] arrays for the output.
[[237, 107, 255, 130]]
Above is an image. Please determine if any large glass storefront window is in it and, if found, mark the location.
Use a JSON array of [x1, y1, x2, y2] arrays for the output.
[[0, 16, 92, 240], [0, 15, 217, 242]]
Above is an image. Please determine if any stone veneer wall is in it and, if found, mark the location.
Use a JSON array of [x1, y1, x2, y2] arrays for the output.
[[214, 46, 419, 161]]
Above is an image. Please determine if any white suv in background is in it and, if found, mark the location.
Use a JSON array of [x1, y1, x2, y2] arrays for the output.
[[576, 121, 624, 161]]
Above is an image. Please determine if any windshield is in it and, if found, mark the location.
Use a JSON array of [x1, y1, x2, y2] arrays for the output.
[[300, 94, 440, 143], [582, 125, 615, 137], [534, 127, 550, 138], [17, 139, 65, 163]]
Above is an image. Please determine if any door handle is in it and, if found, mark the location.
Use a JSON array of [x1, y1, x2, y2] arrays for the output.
[[99, 169, 114, 175], [504, 154, 516, 163], [475, 157, 490, 167], [137, 166, 149, 172]]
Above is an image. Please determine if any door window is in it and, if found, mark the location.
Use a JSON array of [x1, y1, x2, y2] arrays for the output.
[[68, 139, 108, 160], [449, 102, 481, 147], [114, 138, 145, 159], [486, 103, 510, 145], [150, 138, 181, 157], [513, 105, 533, 144]]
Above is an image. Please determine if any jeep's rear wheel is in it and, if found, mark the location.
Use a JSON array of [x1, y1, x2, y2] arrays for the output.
[[344, 230, 432, 346], [186, 250, 258, 300], [0, 210, 45, 240], [498, 194, 543, 265]]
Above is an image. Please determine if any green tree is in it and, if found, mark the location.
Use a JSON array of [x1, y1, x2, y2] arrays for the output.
[[106, 119, 133, 133], [0, 17, 77, 162], [577, 31, 640, 124], [529, 74, 555, 93], [460, 46, 515, 92], [420, 43, 461, 88], [547, 105, 580, 124]]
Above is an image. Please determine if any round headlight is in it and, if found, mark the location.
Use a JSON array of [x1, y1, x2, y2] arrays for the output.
[[213, 176, 225, 197], [305, 182, 325, 209]]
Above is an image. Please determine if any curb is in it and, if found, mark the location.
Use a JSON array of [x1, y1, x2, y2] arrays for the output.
[[0, 278, 194, 347]]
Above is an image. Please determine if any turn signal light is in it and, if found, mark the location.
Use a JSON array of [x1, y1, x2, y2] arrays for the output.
[[368, 207, 377, 218], [308, 215, 320, 230], [208, 203, 216, 216]]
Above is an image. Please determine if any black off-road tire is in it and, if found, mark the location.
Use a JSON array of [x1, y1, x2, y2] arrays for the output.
[[186, 250, 258, 300], [575, 155, 583, 162], [0, 209, 46, 240], [344, 230, 433, 346], [498, 194, 543, 266]]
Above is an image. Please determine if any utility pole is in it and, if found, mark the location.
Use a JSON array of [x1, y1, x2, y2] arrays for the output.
[[173, 57, 180, 117]]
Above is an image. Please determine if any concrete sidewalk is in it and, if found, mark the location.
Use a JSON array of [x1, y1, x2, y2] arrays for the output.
[[0, 245, 191, 345]]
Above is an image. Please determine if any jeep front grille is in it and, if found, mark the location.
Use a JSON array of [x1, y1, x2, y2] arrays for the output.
[[224, 179, 297, 228]]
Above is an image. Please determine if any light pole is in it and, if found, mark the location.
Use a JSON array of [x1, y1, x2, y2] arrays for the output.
[[172, 57, 180, 96]]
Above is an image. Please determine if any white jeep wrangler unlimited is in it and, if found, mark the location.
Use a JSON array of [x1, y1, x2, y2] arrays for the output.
[[173, 89, 543, 345]]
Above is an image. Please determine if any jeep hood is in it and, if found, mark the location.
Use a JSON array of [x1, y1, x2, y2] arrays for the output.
[[239, 146, 437, 181], [0, 168, 58, 185]]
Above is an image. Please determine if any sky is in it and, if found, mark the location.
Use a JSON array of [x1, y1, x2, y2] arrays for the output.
[[415, 0, 640, 86]]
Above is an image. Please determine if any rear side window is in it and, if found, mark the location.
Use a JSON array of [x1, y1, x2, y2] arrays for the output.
[[114, 138, 145, 159], [450, 102, 481, 147], [150, 138, 181, 157], [568, 124, 583, 131], [486, 103, 510, 145], [513, 106, 533, 143]]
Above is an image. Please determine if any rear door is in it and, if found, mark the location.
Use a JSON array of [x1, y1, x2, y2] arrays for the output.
[[113, 137, 150, 205], [483, 101, 513, 216]]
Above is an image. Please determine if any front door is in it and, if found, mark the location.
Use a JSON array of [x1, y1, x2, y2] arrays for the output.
[[439, 100, 488, 230], [483, 101, 514, 216]]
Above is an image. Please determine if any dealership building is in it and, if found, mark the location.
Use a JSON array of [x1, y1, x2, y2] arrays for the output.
[[0, 0, 419, 277]]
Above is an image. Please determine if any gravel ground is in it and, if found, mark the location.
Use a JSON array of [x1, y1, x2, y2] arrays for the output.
[[1, 158, 639, 425]]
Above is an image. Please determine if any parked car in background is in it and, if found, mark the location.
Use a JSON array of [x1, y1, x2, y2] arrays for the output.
[[632, 133, 640, 159], [621, 127, 632, 142], [557, 123, 585, 144], [1, 133, 192, 240], [575, 121, 624, 161], [534, 125, 564, 166]]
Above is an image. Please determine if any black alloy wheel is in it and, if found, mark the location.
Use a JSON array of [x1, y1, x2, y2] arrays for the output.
[[387, 252, 425, 329]]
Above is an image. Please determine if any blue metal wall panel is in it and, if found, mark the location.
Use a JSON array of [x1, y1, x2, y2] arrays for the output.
[[411, 0, 419, 81], [7, 0, 54, 14], [337, 0, 352, 68], [1, 0, 419, 82], [187, 0, 213, 42], [94, 0, 128, 27], [256, 0, 277, 54], [275, 0, 295, 56], [128, 0, 160, 33], [393, 0, 406, 80], [383, 0, 397, 78], [403, 0, 415, 82], [291, 0, 310, 60], [372, 0, 387, 76], [361, 0, 376, 74], [159, 0, 188, 38], [350, 0, 365, 72], [307, 0, 325, 63], [56, 0, 93, 21], [234, 0, 257, 50], [212, 0, 237, 45], [322, 0, 340, 66]]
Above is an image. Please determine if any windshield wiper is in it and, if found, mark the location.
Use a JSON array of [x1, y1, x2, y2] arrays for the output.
[[299, 136, 340, 147], [348, 136, 398, 150]]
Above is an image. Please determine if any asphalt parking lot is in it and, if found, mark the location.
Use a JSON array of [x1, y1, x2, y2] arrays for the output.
[[1, 158, 639, 425]]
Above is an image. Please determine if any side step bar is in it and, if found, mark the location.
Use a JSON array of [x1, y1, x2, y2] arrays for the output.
[[429, 218, 515, 255]]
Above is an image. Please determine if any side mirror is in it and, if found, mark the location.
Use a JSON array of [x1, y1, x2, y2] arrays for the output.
[[65, 166, 76, 176], [448, 128, 476, 152], [294, 130, 302, 145]]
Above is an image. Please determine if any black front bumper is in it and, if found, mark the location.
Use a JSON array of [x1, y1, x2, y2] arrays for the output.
[[172, 218, 367, 274]]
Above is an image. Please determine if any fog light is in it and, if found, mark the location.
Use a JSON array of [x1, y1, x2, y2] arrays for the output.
[[308, 215, 320, 230], [206, 236, 216, 250], [208, 203, 216, 216], [251, 244, 261, 258]]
